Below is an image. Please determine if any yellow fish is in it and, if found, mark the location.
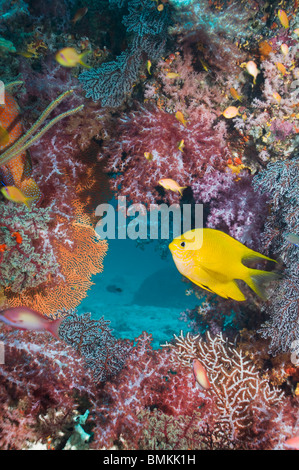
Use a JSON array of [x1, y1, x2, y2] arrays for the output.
[[175, 111, 187, 127], [56, 47, 91, 68], [177, 139, 185, 152], [146, 60, 152, 75], [158, 178, 187, 196], [1, 185, 36, 209], [166, 72, 180, 79], [278, 9, 289, 29], [144, 151, 153, 161], [169, 228, 278, 301], [246, 61, 259, 84], [223, 106, 240, 119]]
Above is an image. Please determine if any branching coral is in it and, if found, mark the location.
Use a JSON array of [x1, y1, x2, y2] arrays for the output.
[[79, 0, 171, 106], [164, 331, 284, 447], [58, 309, 133, 383], [252, 155, 299, 355], [0, 202, 60, 292], [90, 329, 288, 450]]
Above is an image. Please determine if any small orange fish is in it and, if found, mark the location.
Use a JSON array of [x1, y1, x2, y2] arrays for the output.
[[230, 87, 242, 101], [72, 7, 88, 24], [278, 9, 289, 29], [192, 359, 211, 390], [0, 306, 63, 338], [276, 62, 287, 75], [0, 244, 7, 253], [223, 106, 239, 119], [284, 436, 299, 450], [158, 178, 187, 195], [157, 4, 164, 11], [12, 232, 22, 244], [1, 186, 36, 209], [273, 92, 282, 103], [175, 111, 187, 127], [246, 61, 259, 84]]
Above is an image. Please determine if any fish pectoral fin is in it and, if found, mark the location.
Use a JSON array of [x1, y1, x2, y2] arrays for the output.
[[193, 261, 228, 283]]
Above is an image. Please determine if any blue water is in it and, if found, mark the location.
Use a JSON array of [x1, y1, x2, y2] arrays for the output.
[[78, 238, 198, 348]]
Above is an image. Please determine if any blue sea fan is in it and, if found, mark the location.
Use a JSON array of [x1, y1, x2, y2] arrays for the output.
[[253, 155, 299, 355], [79, 0, 170, 106]]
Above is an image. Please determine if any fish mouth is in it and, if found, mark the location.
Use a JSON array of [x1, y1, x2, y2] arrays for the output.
[[168, 241, 175, 252]]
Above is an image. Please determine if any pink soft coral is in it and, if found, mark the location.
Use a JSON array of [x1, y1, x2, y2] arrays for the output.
[[101, 104, 230, 206]]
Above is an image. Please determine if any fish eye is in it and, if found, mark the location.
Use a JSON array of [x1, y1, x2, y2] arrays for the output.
[[180, 241, 185, 248]]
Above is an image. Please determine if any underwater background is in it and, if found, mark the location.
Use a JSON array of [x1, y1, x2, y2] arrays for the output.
[[0, 0, 298, 451]]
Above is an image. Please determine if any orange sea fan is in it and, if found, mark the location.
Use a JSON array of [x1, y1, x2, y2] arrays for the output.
[[6, 202, 108, 316]]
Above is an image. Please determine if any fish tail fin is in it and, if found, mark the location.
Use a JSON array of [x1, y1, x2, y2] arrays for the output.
[[79, 51, 91, 68], [24, 196, 36, 210], [178, 186, 187, 196], [46, 319, 63, 339], [246, 268, 281, 300]]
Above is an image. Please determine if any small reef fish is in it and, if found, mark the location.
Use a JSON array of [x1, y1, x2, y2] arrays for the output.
[[169, 228, 278, 301], [285, 233, 299, 246], [72, 7, 88, 24], [0, 307, 63, 339], [166, 72, 180, 79], [178, 139, 185, 152], [223, 106, 240, 119], [144, 151, 153, 161], [230, 87, 242, 101], [246, 61, 259, 84], [278, 9, 289, 29], [0, 125, 10, 146], [281, 44, 289, 55], [157, 4, 164, 11], [146, 60, 152, 74], [273, 92, 282, 103], [56, 47, 91, 68], [158, 178, 187, 195], [0, 244, 6, 253], [1, 185, 36, 209], [175, 110, 187, 127], [276, 62, 287, 75], [294, 28, 299, 36], [192, 359, 211, 390], [284, 436, 299, 450]]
